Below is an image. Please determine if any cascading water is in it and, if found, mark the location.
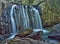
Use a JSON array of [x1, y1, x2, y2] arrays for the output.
[[8, 4, 18, 39], [20, 5, 30, 29], [13, 4, 48, 33], [0, 4, 49, 41], [30, 6, 43, 29], [29, 6, 49, 33]]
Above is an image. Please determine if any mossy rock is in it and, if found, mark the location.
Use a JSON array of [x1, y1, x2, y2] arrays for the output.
[[17, 28, 33, 37]]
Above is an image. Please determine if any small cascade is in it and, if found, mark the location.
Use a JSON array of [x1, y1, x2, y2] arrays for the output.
[[30, 6, 43, 29], [8, 4, 18, 39], [29, 6, 49, 33]]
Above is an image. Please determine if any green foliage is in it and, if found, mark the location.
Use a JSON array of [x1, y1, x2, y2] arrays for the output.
[[6, 0, 34, 5], [41, 0, 60, 26]]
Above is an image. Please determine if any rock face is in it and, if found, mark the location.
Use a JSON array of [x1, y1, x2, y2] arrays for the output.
[[48, 23, 60, 40]]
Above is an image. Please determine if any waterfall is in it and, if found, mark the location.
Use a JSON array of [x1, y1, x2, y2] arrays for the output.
[[0, 4, 49, 40], [8, 4, 45, 39], [7, 4, 49, 39]]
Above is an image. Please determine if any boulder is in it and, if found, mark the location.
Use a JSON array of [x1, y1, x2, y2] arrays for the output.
[[26, 31, 43, 40], [48, 23, 60, 40]]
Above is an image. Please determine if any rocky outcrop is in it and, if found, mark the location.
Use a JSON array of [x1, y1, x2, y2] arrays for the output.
[[48, 23, 60, 40]]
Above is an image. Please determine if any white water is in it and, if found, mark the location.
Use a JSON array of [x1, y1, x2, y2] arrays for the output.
[[8, 4, 18, 39], [19, 5, 30, 29], [24, 6, 30, 29], [31, 6, 43, 29], [21, 6, 30, 29], [29, 6, 49, 33]]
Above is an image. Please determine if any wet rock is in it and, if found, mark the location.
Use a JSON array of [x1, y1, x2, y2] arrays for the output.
[[4, 38, 51, 44], [16, 30, 43, 40], [48, 23, 60, 40], [16, 28, 33, 37], [26, 31, 43, 40], [21, 38, 51, 44]]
